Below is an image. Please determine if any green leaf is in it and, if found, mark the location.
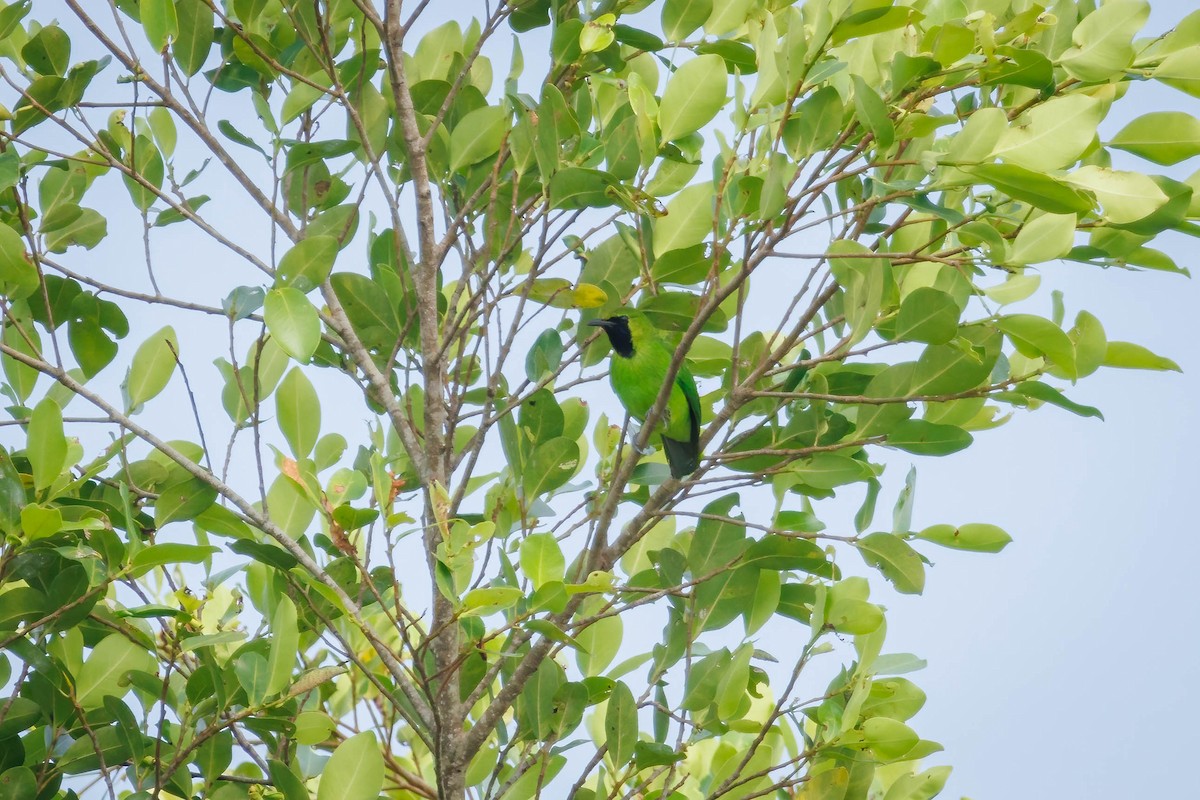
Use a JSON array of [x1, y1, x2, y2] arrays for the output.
[[880, 765, 952, 800], [278, 236, 338, 292], [154, 475, 219, 527], [916, 522, 1011, 553], [1059, 0, 1149, 83], [548, 167, 620, 209], [264, 288, 321, 362], [662, 0, 713, 42], [269, 760, 312, 800], [43, 207, 107, 252], [1068, 310, 1107, 378], [19, 503, 60, 540], [525, 329, 564, 382], [1110, 110, 1200, 165], [993, 94, 1102, 171], [829, 239, 888, 345], [886, 419, 972, 456], [688, 495, 747, 576], [653, 182, 715, 257], [604, 681, 638, 765], [141, 0, 179, 51], [265, 594, 298, 697], [996, 315, 1075, 374], [521, 437, 580, 498], [964, 164, 1094, 215], [1008, 213, 1076, 266], [520, 532, 565, 588], [861, 717, 919, 761], [793, 453, 874, 490], [22, 25, 70, 75], [125, 326, 178, 410], [235, 652, 269, 705], [893, 287, 958, 344], [784, 87, 845, 158], [174, 0, 214, 76], [1064, 166, 1169, 224], [659, 54, 726, 142], [0, 766, 37, 799], [3, 323, 41, 401], [276, 368, 321, 457], [462, 586, 522, 615], [293, 712, 335, 747], [852, 75, 895, 150], [130, 543, 220, 576], [945, 107, 1006, 165], [0, 223, 38, 299], [0, 149, 18, 194], [634, 741, 683, 770], [577, 20, 613, 55], [449, 105, 509, 172], [1102, 340, 1181, 372], [76, 634, 156, 709], [527, 279, 607, 309], [122, 136, 165, 212], [59, 725, 132, 775], [982, 46, 1054, 91], [826, 597, 883, 635], [329, 272, 400, 351], [1010, 381, 1104, 420], [856, 533, 925, 595], [27, 398, 66, 492]]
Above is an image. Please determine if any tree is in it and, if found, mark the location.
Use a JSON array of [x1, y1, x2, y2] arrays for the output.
[[0, 0, 1190, 798]]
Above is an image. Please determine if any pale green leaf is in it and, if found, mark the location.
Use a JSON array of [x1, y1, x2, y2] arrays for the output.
[[520, 533, 565, 588], [278, 235, 338, 292], [449, 105, 509, 172], [662, 0, 713, 42], [916, 522, 1011, 553], [264, 288, 321, 362], [829, 239, 888, 345], [1102, 340, 1181, 371], [141, 0, 179, 52], [265, 594, 298, 697], [997, 314, 1076, 374], [1109, 110, 1200, 165], [1059, 0, 1149, 83], [1008, 213, 1076, 266], [861, 717, 919, 761], [317, 732, 383, 800], [1065, 166, 1169, 224], [0, 222, 39, 299], [605, 681, 638, 765], [856, 533, 925, 594], [276, 368, 321, 457], [659, 54, 727, 143], [125, 326, 178, 410], [653, 182, 715, 257], [994, 94, 1101, 171], [944, 107, 1006, 165], [27, 397, 66, 492], [76, 634, 156, 709]]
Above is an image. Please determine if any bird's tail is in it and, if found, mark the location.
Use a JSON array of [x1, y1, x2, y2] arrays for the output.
[[661, 435, 700, 479]]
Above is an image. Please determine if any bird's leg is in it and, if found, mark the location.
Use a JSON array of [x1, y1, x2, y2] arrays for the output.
[[626, 420, 655, 455]]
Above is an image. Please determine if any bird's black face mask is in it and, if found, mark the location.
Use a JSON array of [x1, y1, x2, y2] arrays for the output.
[[587, 315, 634, 358]]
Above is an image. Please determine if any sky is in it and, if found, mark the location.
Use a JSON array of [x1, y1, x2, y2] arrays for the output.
[[4, 1, 1199, 798]]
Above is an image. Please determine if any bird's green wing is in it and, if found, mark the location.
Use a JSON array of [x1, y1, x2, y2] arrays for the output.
[[676, 365, 701, 446]]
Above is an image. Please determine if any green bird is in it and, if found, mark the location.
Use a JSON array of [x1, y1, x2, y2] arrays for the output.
[[588, 313, 701, 479]]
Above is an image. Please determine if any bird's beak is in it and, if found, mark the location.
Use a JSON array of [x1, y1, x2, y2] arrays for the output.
[[587, 318, 608, 329]]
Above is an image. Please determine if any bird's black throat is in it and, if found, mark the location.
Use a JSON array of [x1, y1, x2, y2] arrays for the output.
[[588, 315, 635, 358]]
